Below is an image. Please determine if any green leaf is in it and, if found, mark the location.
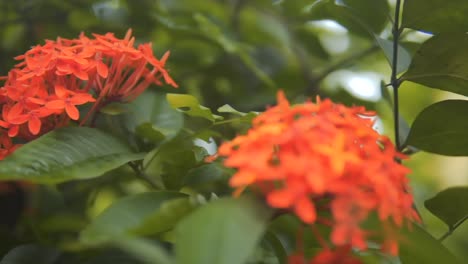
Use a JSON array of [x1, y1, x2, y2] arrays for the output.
[[375, 37, 412, 74], [217, 104, 258, 123], [100, 102, 129, 116], [131, 197, 198, 235], [401, 33, 468, 97], [114, 237, 174, 264], [308, 0, 390, 37], [175, 197, 271, 264], [143, 135, 207, 190], [424, 187, 468, 228], [0, 127, 145, 183], [0, 244, 60, 264], [402, 0, 468, 33], [405, 100, 468, 156], [399, 224, 461, 264], [264, 231, 288, 264], [166, 93, 223, 122], [184, 163, 225, 186], [80, 191, 188, 244], [124, 91, 184, 140]]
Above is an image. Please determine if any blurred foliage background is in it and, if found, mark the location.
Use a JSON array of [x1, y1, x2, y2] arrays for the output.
[[0, 0, 467, 261]]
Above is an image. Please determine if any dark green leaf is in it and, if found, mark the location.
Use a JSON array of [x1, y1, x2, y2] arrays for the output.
[[184, 163, 225, 186], [0, 127, 145, 183], [264, 231, 288, 264], [375, 37, 412, 74], [308, 0, 390, 37], [131, 197, 198, 235], [0, 244, 60, 264], [401, 33, 468, 96], [143, 135, 207, 190], [405, 100, 468, 156], [80, 191, 188, 244], [399, 224, 461, 264], [402, 0, 468, 33], [114, 237, 173, 264], [166, 93, 223, 122], [425, 187, 468, 228], [175, 197, 271, 264]]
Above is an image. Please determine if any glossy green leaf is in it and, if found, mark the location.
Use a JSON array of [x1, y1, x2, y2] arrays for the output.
[[0, 244, 60, 264], [399, 224, 461, 264], [375, 37, 412, 74], [401, 33, 468, 96], [80, 191, 188, 244], [402, 0, 468, 33], [166, 93, 223, 122], [405, 100, 468, 156], [0, 127, 145, 183], [175, 197, 271, 264], [425, 187, 468, 228], [308, 0, 390, 37], [124, 91, 184, 140]]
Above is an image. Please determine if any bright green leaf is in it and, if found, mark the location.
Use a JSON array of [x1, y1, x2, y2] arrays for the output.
[[401, 33, 468, 96], [425, 187, 468, 228], [405, 100, 468, 156], [402, 0, 468, 33], [217, 104, 258, 123], [0, 127, 145, 183], [166, 93, 223, 122], [175, 197, 271, 264], [80, 191, 188, 244], [375, 37, 412, 74], [399, 224, 461, 264]]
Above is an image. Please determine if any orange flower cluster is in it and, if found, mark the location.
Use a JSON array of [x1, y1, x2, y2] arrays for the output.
[[219, 91, 420, 258], [0, 29, 177, 160]]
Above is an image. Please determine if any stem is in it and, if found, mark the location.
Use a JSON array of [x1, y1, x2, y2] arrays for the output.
[[438, 215, 468, 242], [128, 161, 162, 189], [313, 45, 379, 85], [391, 0, 402, 151]]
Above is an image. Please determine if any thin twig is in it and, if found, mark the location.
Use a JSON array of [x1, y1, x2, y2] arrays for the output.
[[438, 215, 468, 242], [128, 161, 162, 189], [313, 45, 380, 85]]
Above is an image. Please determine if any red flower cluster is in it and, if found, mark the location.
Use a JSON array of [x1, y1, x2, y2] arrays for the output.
[[0, 29, 177, 160], [219, 91, 420, 259]]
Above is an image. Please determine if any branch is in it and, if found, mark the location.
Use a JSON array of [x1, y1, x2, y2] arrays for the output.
[[391, 0, 402, 151], [312, 45, 380, 86], [439, 215, 468, 242], [128, 161, 163, 189]]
